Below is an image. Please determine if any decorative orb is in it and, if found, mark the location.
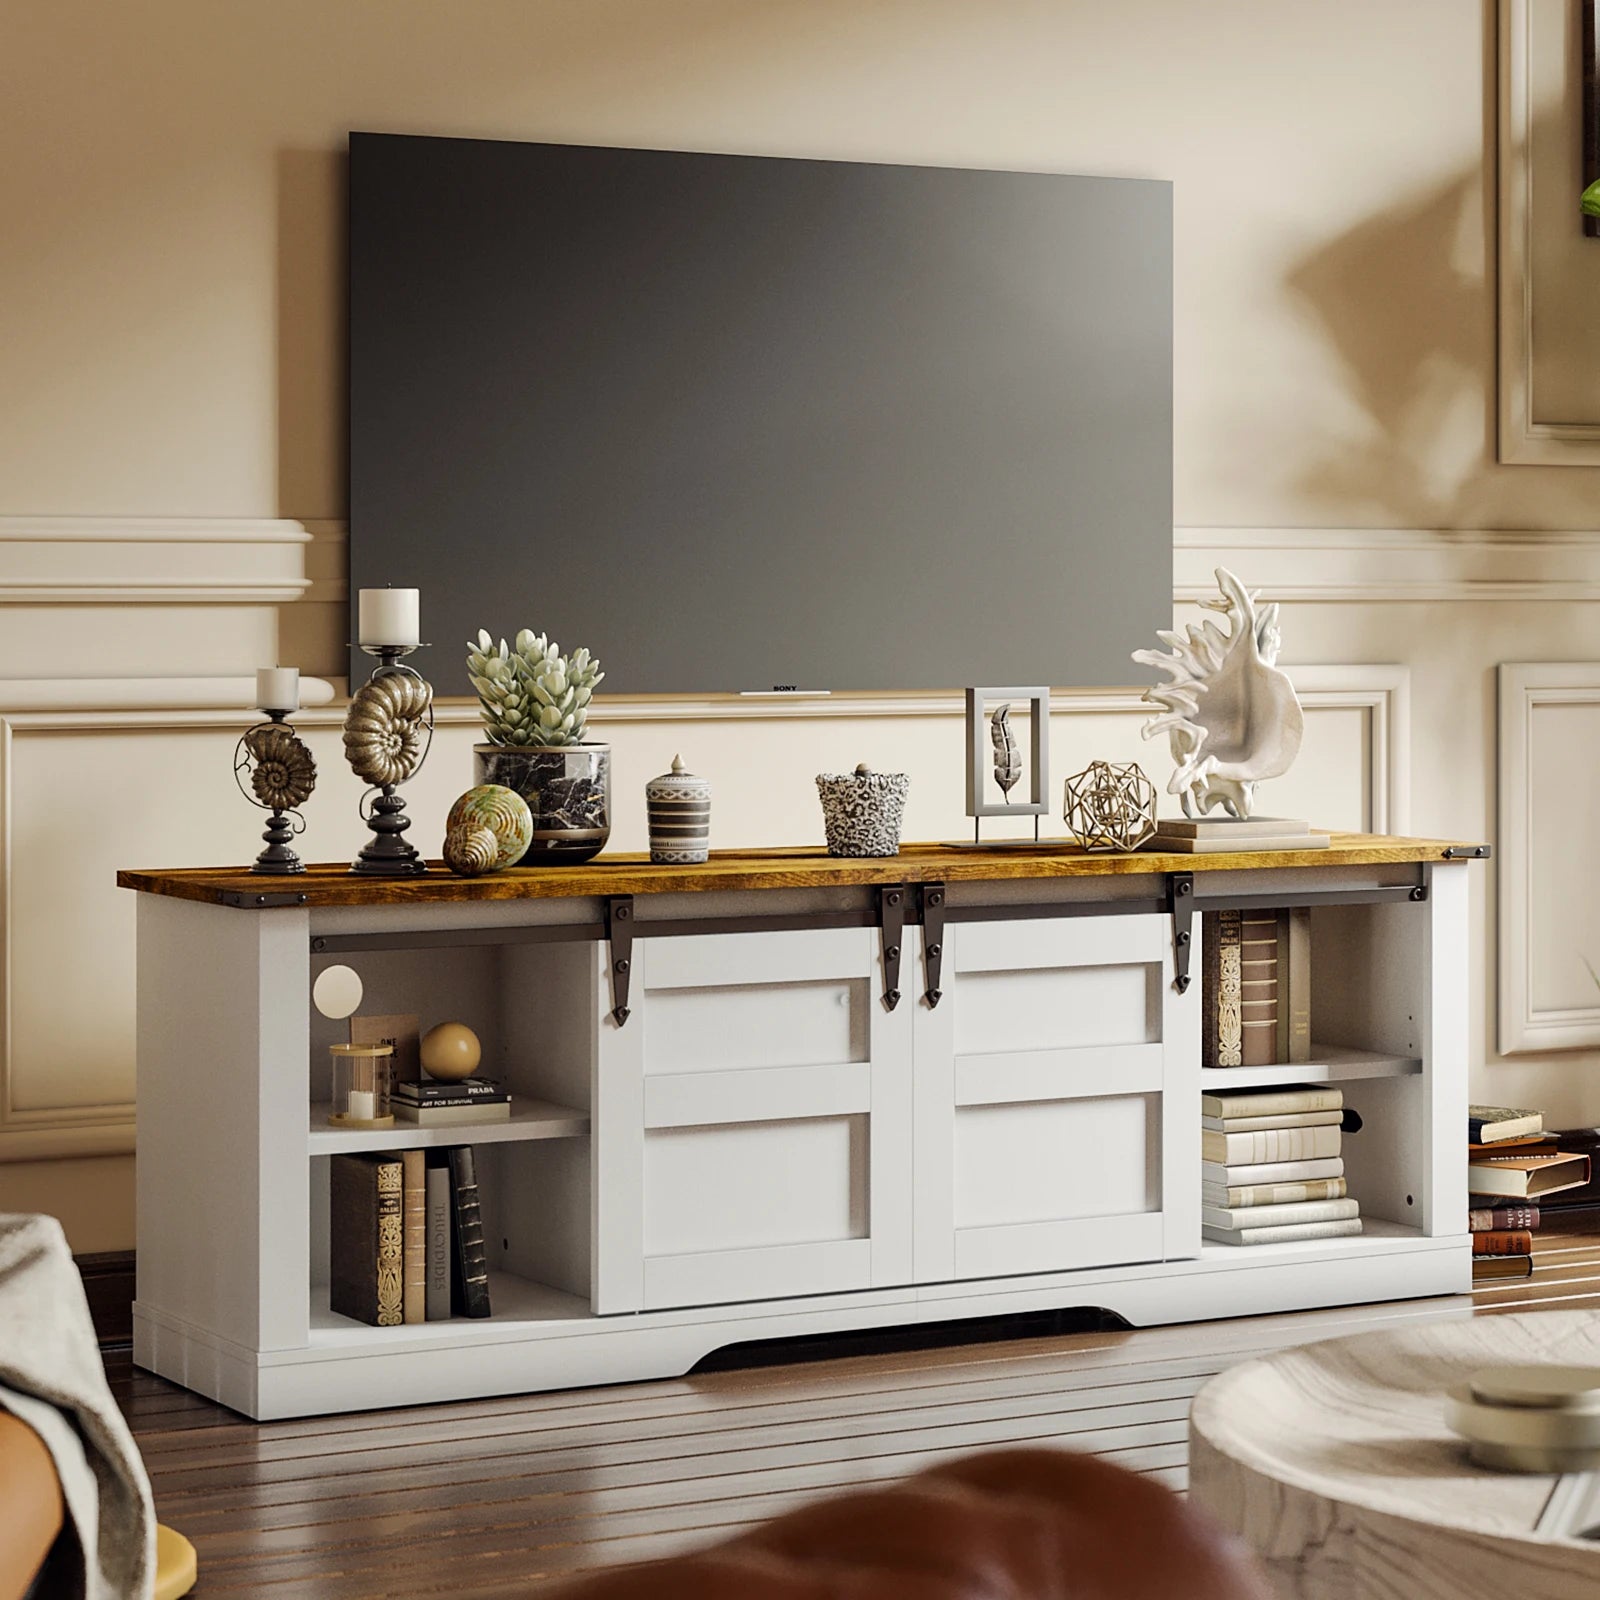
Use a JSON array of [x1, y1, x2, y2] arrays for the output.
[[445, 784, 534, 871], [312, 964, 363, 1020], [443, 823, 499, 877], [1063, 760, 1158, 853], [420, 1021, 482, 1081]]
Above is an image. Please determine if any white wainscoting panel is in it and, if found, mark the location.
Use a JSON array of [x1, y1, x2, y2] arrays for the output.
[[1498, 663, 1600, 1052]]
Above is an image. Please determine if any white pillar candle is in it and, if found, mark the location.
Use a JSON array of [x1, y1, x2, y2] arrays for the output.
[[358, 587, 421, 648], [255, 666, 300, 713], [346, 1089, 376, 1121]]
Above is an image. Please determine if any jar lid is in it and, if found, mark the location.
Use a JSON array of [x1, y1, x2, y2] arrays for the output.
[[330, 1042, 393, 1058], [648, 753, 709, 791]]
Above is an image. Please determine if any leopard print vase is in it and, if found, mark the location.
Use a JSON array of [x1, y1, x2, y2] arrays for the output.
[[816, 763, 910, 857]]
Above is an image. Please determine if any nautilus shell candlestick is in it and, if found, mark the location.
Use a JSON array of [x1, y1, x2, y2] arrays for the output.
[[1131, 567, 1304, 820], [343, 645, 434, 876], [235, 713, 317, 874]]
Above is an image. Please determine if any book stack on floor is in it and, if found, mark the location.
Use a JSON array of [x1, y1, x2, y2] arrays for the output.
[[1201, 1086, 1360, 1245], [1467, 1104, 1590, 1283], [330, 1146, 492, 1326]]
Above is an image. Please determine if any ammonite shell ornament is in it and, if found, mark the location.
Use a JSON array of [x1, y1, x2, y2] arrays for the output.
[[344, 656, 435, 877], [343, 671, 433, 788], [234, 716, 317, 875]]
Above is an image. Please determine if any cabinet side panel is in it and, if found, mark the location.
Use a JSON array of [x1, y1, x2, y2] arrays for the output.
[[136, 896, 309, 1352]]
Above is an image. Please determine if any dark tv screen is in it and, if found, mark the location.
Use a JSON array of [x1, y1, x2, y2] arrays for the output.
[[349, 133, 1172, 695]]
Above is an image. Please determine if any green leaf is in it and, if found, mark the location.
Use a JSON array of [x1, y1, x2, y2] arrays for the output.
[[1582, 179, 1600, 218]]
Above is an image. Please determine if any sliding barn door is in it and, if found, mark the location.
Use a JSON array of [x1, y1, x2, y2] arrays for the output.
[[594, 926, 913, 1314], [912, 912, 1198, 1285]]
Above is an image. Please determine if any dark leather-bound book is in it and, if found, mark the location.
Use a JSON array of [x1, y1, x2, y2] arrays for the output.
[[1468, 1205, 1539, 1232], [329, 1152, 404, 1327], [447, 1145, 492, 1318]]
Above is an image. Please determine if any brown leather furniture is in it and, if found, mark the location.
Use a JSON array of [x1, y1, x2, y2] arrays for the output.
[[0, 1411, 64, 1600], [541, 1448, 1273, 1599]]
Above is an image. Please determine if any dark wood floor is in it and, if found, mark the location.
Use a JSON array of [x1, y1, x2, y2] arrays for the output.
[[111, 1227, 1600, 1596]]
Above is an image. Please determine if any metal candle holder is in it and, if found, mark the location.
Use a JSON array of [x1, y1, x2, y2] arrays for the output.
[[345, 643, 434, 877], [234, 709, 316, 875]]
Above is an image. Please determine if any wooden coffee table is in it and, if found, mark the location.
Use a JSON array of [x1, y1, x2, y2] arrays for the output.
[[1189, 1310, 1600, 1599]]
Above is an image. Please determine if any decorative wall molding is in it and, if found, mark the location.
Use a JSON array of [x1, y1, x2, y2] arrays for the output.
[[1498, 662, 1600, 1053], [1290, 665, 1410, 836], [0, 516, 313, 603], [1496, 0, 1600, 464], [1177, 527, 1600, 601]]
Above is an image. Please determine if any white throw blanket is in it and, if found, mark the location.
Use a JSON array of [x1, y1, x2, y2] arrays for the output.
[[0, 1213, 154, 1599]]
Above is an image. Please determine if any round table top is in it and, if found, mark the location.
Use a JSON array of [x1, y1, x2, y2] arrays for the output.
[[1190, 1311, 1600, 1571]]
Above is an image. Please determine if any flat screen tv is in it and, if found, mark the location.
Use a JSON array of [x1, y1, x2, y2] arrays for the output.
[[349, 133, 1171, 696]]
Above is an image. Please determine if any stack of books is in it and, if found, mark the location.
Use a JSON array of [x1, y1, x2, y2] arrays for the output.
[[329, 1146, 492, 1326], [1201, 1086, 1361, 1245], [1467, 1104, 1590, 1282], [393, 1076, 511, 1126]]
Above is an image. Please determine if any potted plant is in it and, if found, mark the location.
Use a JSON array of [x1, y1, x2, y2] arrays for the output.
[[467, 629, 610, 863]]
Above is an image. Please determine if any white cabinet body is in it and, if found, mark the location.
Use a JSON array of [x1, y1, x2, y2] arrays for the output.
[[127, 854, 1478, 1419]]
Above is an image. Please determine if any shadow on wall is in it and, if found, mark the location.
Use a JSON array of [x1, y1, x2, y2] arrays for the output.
[[1284, 95, 1600, 530]]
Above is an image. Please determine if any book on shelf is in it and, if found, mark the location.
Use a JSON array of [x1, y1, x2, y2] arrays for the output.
[[1468, 1151, 1590, 1200], [1202, 1087, 1343, 1119], [1203, 1217, 1362, 1246], [1202, 1156, 1344, 1187], [1277, 906, 1311, 1064], [1468, 1104, 1543, 1143], [1201, 1124, 1341, 1166], [393, 1078, 507, 1103], [1201, 1108, 1341, 1134], [349, 1012, 420, 1086], [1472, 1253, 1533, 1281], [1468, 1205, 1539, 1232], [401, 1149, 426, 1325], [424, 1154, 452, 1321], [329, 1152, 404, 1328], [395, 1100, 513, 1127], [1202, 1176, 1349, 1209], [1202, 1196, 1359, 1232], [447, 1145, 492, 1319], [1471, 1229, 1535, 1256]]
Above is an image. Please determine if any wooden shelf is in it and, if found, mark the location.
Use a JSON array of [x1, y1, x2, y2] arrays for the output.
[[117, 832, 1487, 908], [1200, 1045, 1422, 1091], [308, 1271, 591, 1346], [307, 1098, 589, 1155]]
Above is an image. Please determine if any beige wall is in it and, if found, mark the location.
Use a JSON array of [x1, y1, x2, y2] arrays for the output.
[[4, 0, 1600, 1251]]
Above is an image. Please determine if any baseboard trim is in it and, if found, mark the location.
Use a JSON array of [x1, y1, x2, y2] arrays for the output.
[[76, 1250, 134, 1349]]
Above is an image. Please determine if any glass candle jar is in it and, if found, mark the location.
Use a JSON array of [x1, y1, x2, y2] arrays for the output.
[[329, 1042, 394, 1127]]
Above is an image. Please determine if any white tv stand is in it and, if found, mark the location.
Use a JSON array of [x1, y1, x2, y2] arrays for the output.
[[120, 836, 1483, 1420]]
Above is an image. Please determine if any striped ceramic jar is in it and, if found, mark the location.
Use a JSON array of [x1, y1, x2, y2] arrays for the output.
[[645, 755, 711, 864]]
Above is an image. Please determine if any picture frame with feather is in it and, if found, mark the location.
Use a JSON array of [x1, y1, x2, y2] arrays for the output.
[[964, 686, 1050, 842]]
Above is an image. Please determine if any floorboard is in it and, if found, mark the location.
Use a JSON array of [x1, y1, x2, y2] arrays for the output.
[[114, 1223, 1600, 1595]]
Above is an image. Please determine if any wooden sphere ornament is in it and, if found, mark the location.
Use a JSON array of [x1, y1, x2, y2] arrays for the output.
[[420, 1021, 482, 1081]]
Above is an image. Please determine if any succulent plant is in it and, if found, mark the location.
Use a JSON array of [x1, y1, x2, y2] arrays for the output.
[[467, 629, 605, 747]]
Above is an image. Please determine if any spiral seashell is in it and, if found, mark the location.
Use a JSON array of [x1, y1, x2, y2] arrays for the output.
[[342, 671, 433, 787], [443, 823, 499, 877], [445, 784, 534, 870], [244, 724, 317, 810]]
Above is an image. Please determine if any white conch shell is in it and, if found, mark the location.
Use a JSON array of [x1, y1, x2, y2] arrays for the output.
[[1131, 567, 1303, 820]]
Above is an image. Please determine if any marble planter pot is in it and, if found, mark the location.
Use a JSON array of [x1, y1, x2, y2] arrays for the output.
[[474, 743, 611, 865], [645, 755, 711, 864]]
